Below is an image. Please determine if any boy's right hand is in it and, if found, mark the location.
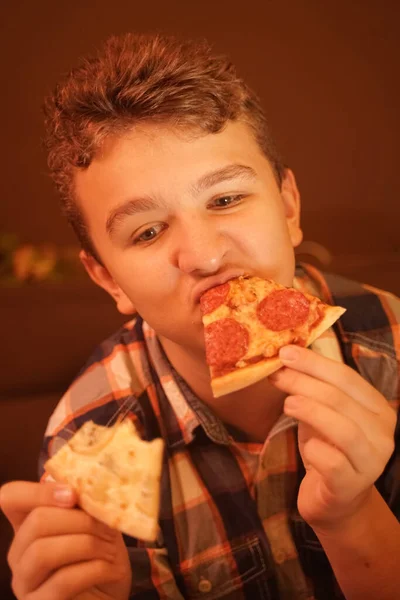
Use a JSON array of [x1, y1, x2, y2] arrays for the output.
[[0, 481, 132, 600]]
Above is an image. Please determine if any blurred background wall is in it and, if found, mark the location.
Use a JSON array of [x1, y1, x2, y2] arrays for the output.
[[0, 0, 399, 597], [2, 0, 399, 270]]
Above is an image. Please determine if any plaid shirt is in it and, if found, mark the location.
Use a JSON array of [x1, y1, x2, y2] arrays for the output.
[[39, 264, 400, 600]]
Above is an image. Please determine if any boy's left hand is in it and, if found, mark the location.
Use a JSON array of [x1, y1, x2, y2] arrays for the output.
[[269, 345, 397, 531]]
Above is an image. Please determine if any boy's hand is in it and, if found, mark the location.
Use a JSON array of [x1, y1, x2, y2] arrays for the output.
[[269, 345, 397, 531], [0, 481, 132, 600]]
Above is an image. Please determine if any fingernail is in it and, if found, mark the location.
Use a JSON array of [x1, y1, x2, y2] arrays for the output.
[[53, 485, 75, 505], [280, 346, 299, 362]]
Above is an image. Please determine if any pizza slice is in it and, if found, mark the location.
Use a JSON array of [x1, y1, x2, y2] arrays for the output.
[[200, 276, 346, 397], [44, 419, 164, 542]]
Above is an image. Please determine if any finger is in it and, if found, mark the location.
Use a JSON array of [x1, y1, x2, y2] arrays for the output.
[[301, 437, 360, 497], [21, 556, 126, 600], [16, 533, 118, 594], [0, 481, 77, 533], [269, 367, 386, 445], [278, 345, 388, 414], [284, 395, 381, 475], [8, 505, 117, 569]]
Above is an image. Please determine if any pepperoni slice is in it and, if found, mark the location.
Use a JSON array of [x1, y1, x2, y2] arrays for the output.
[[257, 289, 310, 331], [200, 282, 229, 315], [204, 318, 249, 367]]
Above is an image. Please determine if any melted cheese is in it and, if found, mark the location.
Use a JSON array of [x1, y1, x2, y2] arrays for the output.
[[203, 277, 322, 365]]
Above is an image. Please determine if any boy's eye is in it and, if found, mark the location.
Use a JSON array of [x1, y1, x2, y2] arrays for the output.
[[209, 195, 243, 209], [133, 223, 165, 244]]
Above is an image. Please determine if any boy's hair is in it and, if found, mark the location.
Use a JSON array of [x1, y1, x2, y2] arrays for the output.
[[44, 33, 285, 259]]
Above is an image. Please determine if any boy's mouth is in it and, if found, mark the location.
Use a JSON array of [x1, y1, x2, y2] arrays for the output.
[[192, 270, 246, 305]]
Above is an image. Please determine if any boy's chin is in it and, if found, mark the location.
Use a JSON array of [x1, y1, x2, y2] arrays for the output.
[[159, 330, 207, 360]]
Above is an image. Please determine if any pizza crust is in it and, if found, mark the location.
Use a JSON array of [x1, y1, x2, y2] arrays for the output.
[[44, 457, 155, 536], [78, 473, 162, 542], [211, 304, 346, 397], [211, 356, 283, 397], [305, 305, 345, 346], [44, 420, 164, 542]]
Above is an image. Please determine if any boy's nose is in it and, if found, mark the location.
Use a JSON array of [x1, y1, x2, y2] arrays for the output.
[[174, 219, 229, 276]]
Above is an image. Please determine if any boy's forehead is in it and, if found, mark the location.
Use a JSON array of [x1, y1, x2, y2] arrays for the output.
[[74, 120, 271, 213], [95, 120, 262, 166]]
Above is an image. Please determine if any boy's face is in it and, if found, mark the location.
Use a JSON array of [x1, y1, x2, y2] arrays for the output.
[[76, 121, 303, 354]]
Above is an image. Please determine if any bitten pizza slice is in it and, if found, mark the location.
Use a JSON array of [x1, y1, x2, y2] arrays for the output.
[[200, 276, 346, 397], [44, 419, 164, 542]]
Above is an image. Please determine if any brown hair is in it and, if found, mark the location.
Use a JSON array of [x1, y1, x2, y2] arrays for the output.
[[44, 33, 285, 259]]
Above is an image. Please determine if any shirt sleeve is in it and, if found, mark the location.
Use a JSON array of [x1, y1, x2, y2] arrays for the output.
[[368, 291, 400, 521], [376, 339, 400, 521], [337, 285, 400, 522]]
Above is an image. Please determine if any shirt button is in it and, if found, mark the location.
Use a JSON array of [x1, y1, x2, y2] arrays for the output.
[[198, 578, 213, 593]]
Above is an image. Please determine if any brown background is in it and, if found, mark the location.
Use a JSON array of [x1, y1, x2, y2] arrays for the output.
[[0, 1, 399, 597], [1, 0, 400, 274]]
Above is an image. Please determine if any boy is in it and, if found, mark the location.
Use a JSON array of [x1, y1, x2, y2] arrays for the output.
[[1, 33, 399, 600]]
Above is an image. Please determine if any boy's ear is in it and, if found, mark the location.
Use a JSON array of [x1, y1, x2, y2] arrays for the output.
[[280, 168, 303, 248], [79, 250, 136, 315]]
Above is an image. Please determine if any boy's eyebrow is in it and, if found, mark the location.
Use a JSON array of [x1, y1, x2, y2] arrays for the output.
[[189, 164, 257, 196], [105, 163, 257, 238], [106, 196, 164, 237]]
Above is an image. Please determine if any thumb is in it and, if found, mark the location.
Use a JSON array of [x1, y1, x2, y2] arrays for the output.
[[0, 480, 77, 533]]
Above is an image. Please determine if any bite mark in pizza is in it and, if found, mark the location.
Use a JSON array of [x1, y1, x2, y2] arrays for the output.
[[44, 419, 164, 541]]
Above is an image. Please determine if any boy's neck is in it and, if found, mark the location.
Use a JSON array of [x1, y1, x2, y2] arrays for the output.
[[159, 336, 286, 442]]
